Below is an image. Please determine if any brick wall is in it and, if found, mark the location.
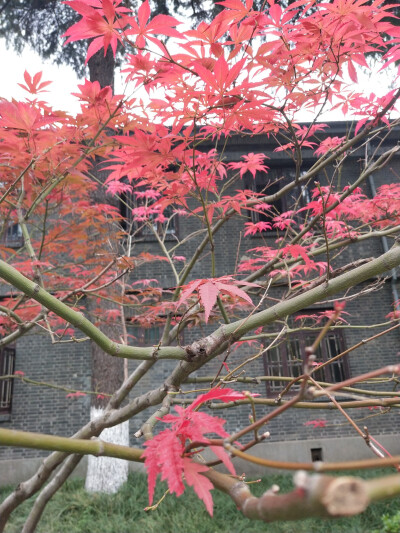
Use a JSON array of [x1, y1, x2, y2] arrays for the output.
[[0, 331, 91, 460], [2, 123, 400, 462]]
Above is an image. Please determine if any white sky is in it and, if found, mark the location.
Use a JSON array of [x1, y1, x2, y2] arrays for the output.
[[0, 37, 398, 120], [0, 39, 83, 114]]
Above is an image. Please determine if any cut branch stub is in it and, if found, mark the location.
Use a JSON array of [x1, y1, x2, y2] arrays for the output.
[[242, 472, 369, 522], [320, 476, 369, 516], [204, 469, 371, 522]]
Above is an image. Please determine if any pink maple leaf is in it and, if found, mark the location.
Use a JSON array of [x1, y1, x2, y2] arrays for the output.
[[18, 71, 52, 95], [188, 387, 256, 410], [66, 391, 87, 398], [386, 310, 400, 320], [280, 244, 314, 270], [63, 0, 130, 63], [143, 388, 253, 514], [314, 136, 345, 157], [125, 0, 181, 50], [228, 153, 269, 178], [304, 419, 327, 428], [179, 276, 255, 322], [182, 458, 214, 515], [244, 221, 272, 235]]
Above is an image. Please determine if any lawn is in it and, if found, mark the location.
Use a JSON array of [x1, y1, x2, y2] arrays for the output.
[[0, 469, 398, 532]]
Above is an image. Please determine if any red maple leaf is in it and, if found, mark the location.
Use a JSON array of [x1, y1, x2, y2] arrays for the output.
[[216, 0, 254, 24], [66, 391, 87, 398], [143, 388, 252, 514], [228, 152, 269, 178], [304, 419, 327, 428], [72, 79, 114, 106], [0, 100, 61, 135], [280, 244, 315, 271], [244, 221, 272, 236], [182, 459, 214, 515], [179, 276, 255, 323], [314, 136, 345, 157], [18, 71, 52, 95], [189, 387, 257, 410], [62, 0, 130, 63], [125, 0, 181, 50]]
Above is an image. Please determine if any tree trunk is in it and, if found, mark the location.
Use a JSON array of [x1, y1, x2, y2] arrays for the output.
[[84, 46, 130, 494], [85, 408, 129, 493], [85, 316, 129, 494], [88, 46, 115, 88]]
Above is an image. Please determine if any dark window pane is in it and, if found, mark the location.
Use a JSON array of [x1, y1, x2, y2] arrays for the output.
[[0, 347, 15, 413], [252, 180, 283, 223], [130, 326, 162, 347], [143, 326, 161, 346], [324, 334, 346, 382], [263, 311, 348, 396], [1, 222, 23, 248], [286, 339, 303, 379], [245, 168, 314, 233], [265, 345, 285, 391], [120, 190, 176, 239]]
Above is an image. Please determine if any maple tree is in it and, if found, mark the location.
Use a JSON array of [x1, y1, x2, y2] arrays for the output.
[[2, 0, 400, 529]]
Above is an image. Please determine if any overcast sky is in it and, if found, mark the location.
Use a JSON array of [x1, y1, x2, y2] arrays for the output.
[[0, 39, 83, 113]]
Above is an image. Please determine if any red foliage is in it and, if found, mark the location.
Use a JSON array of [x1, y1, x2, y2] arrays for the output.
[[62, 0, 130, 62], [124, 0, 181, 50], [143, 388, 251, 514], [304, 419, 327, 428], [1, 0, 400, 513], [179, 277, 255, 322], [18, 71, 52, 95], [66, 391, 87, 398]]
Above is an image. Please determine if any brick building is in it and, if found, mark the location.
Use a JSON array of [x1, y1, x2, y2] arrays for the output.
[[1, 121, 400, 483]]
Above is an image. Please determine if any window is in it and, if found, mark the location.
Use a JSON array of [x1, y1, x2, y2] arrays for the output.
[[130, 325, 162, 346], [120, 191, 177, 240], [263, 314, 348, 395], [1, 222, 23, 248], [245, 168, 313, 232], [0, 346, 16, 414], [129, 323, 183, 349], [311, 448, 323, 461]]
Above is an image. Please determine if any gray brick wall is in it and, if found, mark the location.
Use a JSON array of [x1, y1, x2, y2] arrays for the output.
[[2, 123, 400, 461], [0, 331, 91, 460]]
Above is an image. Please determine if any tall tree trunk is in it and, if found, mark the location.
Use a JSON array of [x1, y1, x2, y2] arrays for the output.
[[84, 47, 130, 494], [84, 310, 129, 494], [88, 45, 115, 88]]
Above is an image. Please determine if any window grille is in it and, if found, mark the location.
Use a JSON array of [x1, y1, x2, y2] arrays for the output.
[[263, 314, 348, 395], [120, 192, 177, 240], [244, 168, 314, 233], [1, 222, 23, 248], [0, 346, 16, 414]]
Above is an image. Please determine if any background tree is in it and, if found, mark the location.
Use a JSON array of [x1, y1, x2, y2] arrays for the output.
[[1, 0, 400, 530], [0, 0, 220, 77], [1, 0, 397, 79]]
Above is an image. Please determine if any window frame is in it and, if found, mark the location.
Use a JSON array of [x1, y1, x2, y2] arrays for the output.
[[0, 221, 23, 248], [119, 190, 178, 242], [262, 315, 349, 397], [0, 345, 16, 415], [129, 325, 163, 347], [128, 323, 184, 349], [244, 167, 313, 235]]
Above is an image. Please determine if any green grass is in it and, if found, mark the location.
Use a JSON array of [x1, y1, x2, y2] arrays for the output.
[[1, 469, 398, 533]]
